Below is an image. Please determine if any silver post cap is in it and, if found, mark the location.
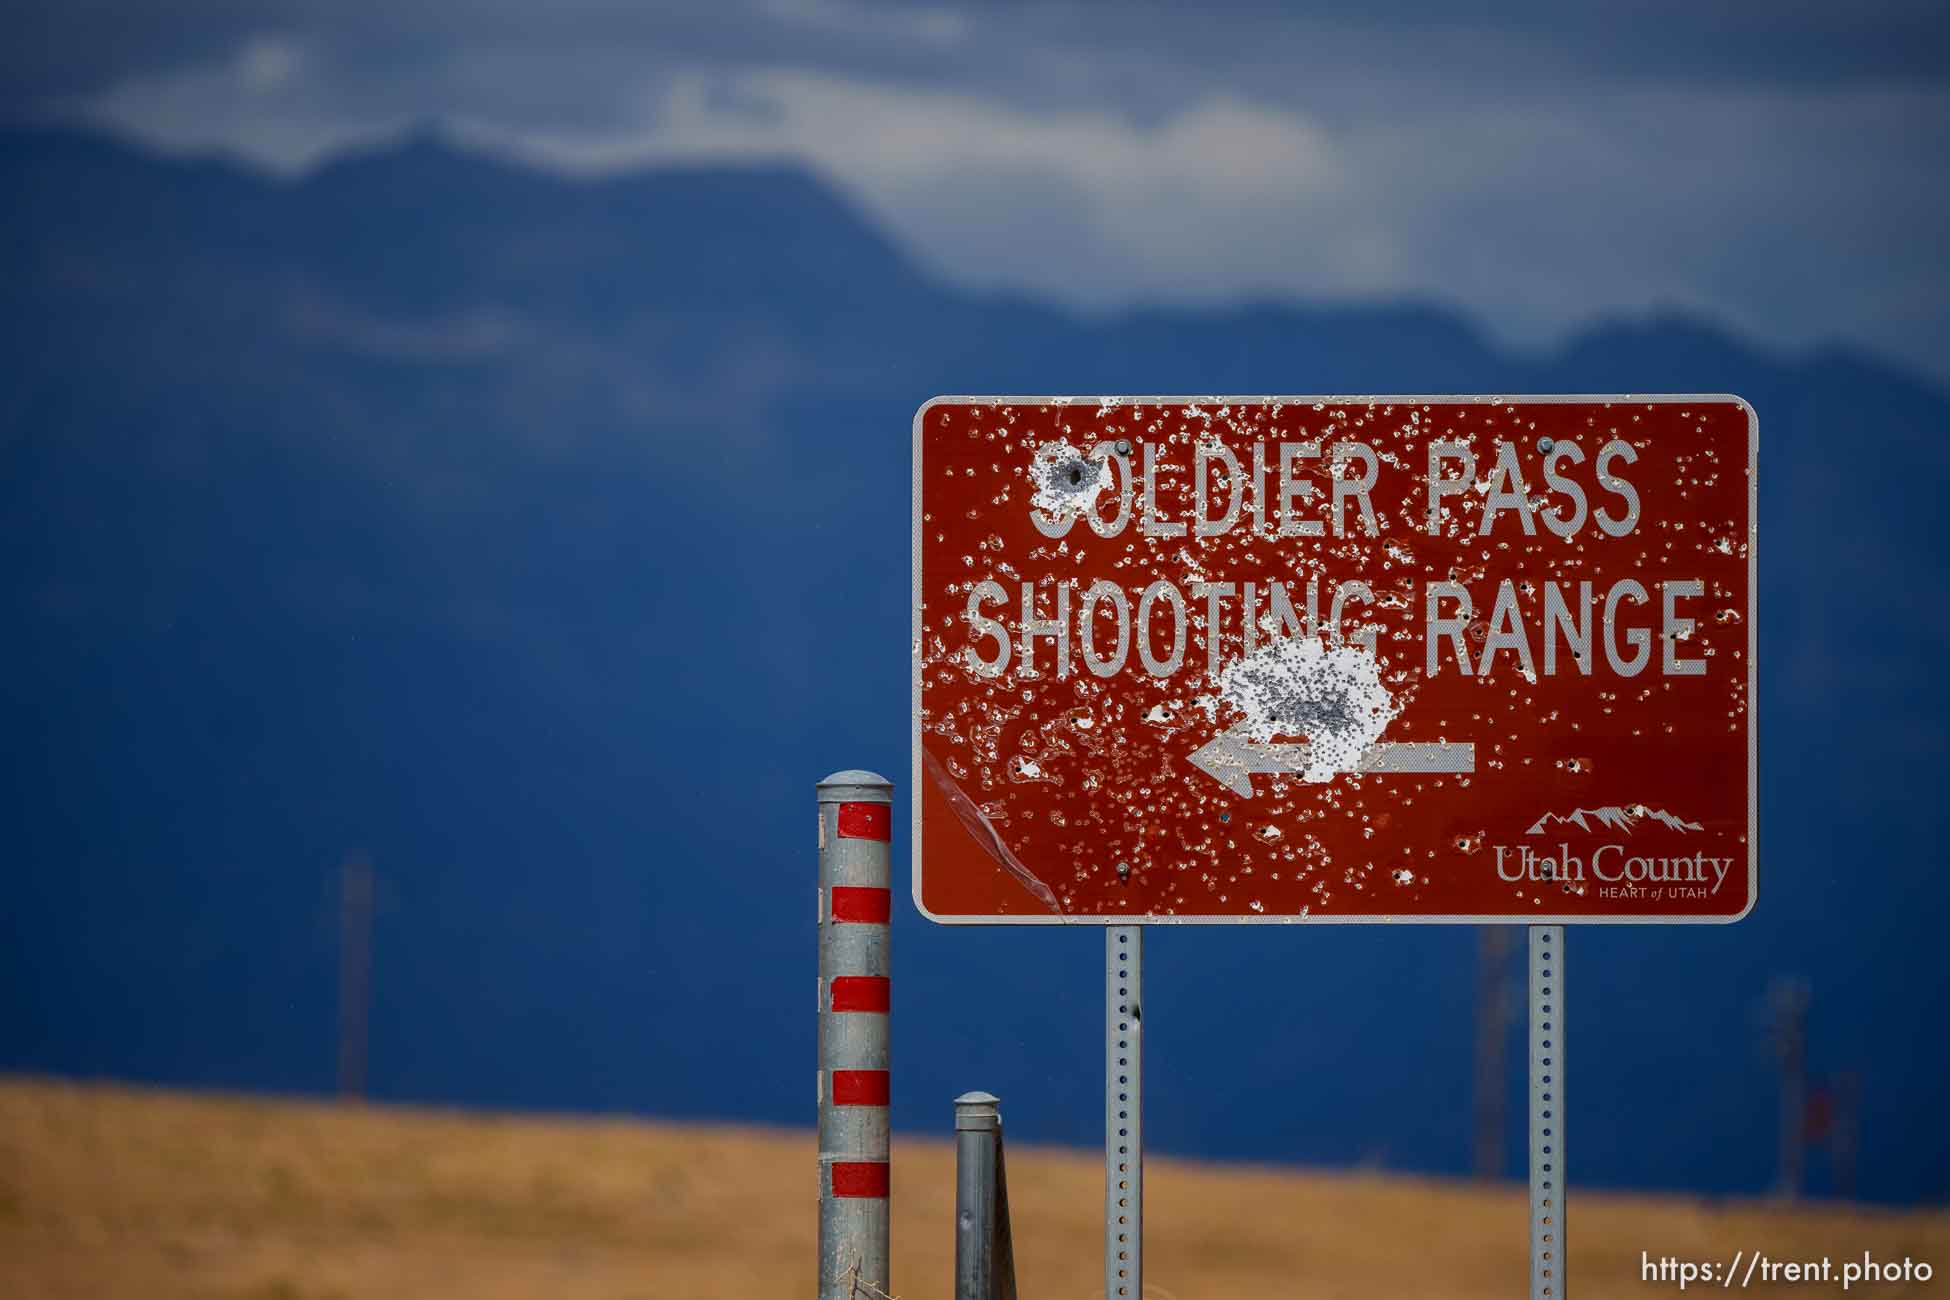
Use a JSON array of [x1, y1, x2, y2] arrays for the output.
[[817, 769, 894, 804], [954, 1090, 1001, 1131]]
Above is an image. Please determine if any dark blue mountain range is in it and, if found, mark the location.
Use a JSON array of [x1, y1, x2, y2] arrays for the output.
[[3, 126, 1945, 1202]]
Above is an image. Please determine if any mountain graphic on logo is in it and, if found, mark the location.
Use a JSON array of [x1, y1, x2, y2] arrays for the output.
[[1525, 804, 1704, 835]]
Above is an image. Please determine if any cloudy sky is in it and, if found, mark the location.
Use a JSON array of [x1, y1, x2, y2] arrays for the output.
[[11, 1, 1950, 379]]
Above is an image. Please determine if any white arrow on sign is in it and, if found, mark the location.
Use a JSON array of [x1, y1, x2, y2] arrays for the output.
[[1187, 727, 1476, 798]]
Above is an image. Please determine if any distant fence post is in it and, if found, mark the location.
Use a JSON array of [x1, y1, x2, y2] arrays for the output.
[[954, 1091, 1018, 1300], [817, 770, 894, 1300]]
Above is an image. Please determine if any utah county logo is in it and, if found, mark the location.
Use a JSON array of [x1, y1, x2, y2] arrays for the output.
[[1494, 804, 1735, 901]]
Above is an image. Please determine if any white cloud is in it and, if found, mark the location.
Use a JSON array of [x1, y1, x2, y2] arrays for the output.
[[235, 35, 305, 93], [61, 33, 407, 172], [54, 36, 1950, 381], [449, 68, 1950, 375]]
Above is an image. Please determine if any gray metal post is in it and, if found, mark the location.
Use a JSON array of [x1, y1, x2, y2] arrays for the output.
[[1768, 977, 1810, 1200], [1473, 925, 1517, 1180], [1529, 925, 1563, 1300], [818, 771, 894, 1300], [336, 854, 373, 1100], [1107, 925, 1143, 1300], [955, 1092, 1000, 1300]]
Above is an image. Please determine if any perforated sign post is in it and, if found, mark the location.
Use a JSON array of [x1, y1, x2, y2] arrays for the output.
[[912, 395, 1756, 1298]]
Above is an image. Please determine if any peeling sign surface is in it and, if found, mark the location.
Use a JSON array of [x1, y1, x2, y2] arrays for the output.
[[912, 396, 1757, 923]]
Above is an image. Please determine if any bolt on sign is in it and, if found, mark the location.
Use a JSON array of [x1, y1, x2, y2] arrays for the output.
[[911, 396, 1756, 924]]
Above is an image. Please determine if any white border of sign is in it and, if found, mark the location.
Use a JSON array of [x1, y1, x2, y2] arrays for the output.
[[910, 394, 1758, 926]]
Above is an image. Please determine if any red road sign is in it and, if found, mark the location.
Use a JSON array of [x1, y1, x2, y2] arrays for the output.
[[912, 396, 1755, 924]]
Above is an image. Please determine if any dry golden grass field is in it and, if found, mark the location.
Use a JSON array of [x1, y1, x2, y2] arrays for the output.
[[0, 1075, 1943, 1299]]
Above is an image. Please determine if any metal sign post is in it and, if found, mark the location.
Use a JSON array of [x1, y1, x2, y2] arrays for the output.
[[1529, 925, 1563, 1299], [1106, 926, 1143, 1300]]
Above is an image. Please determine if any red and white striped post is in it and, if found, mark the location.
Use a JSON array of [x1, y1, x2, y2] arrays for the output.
[[817, 770, 893, 1299]]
